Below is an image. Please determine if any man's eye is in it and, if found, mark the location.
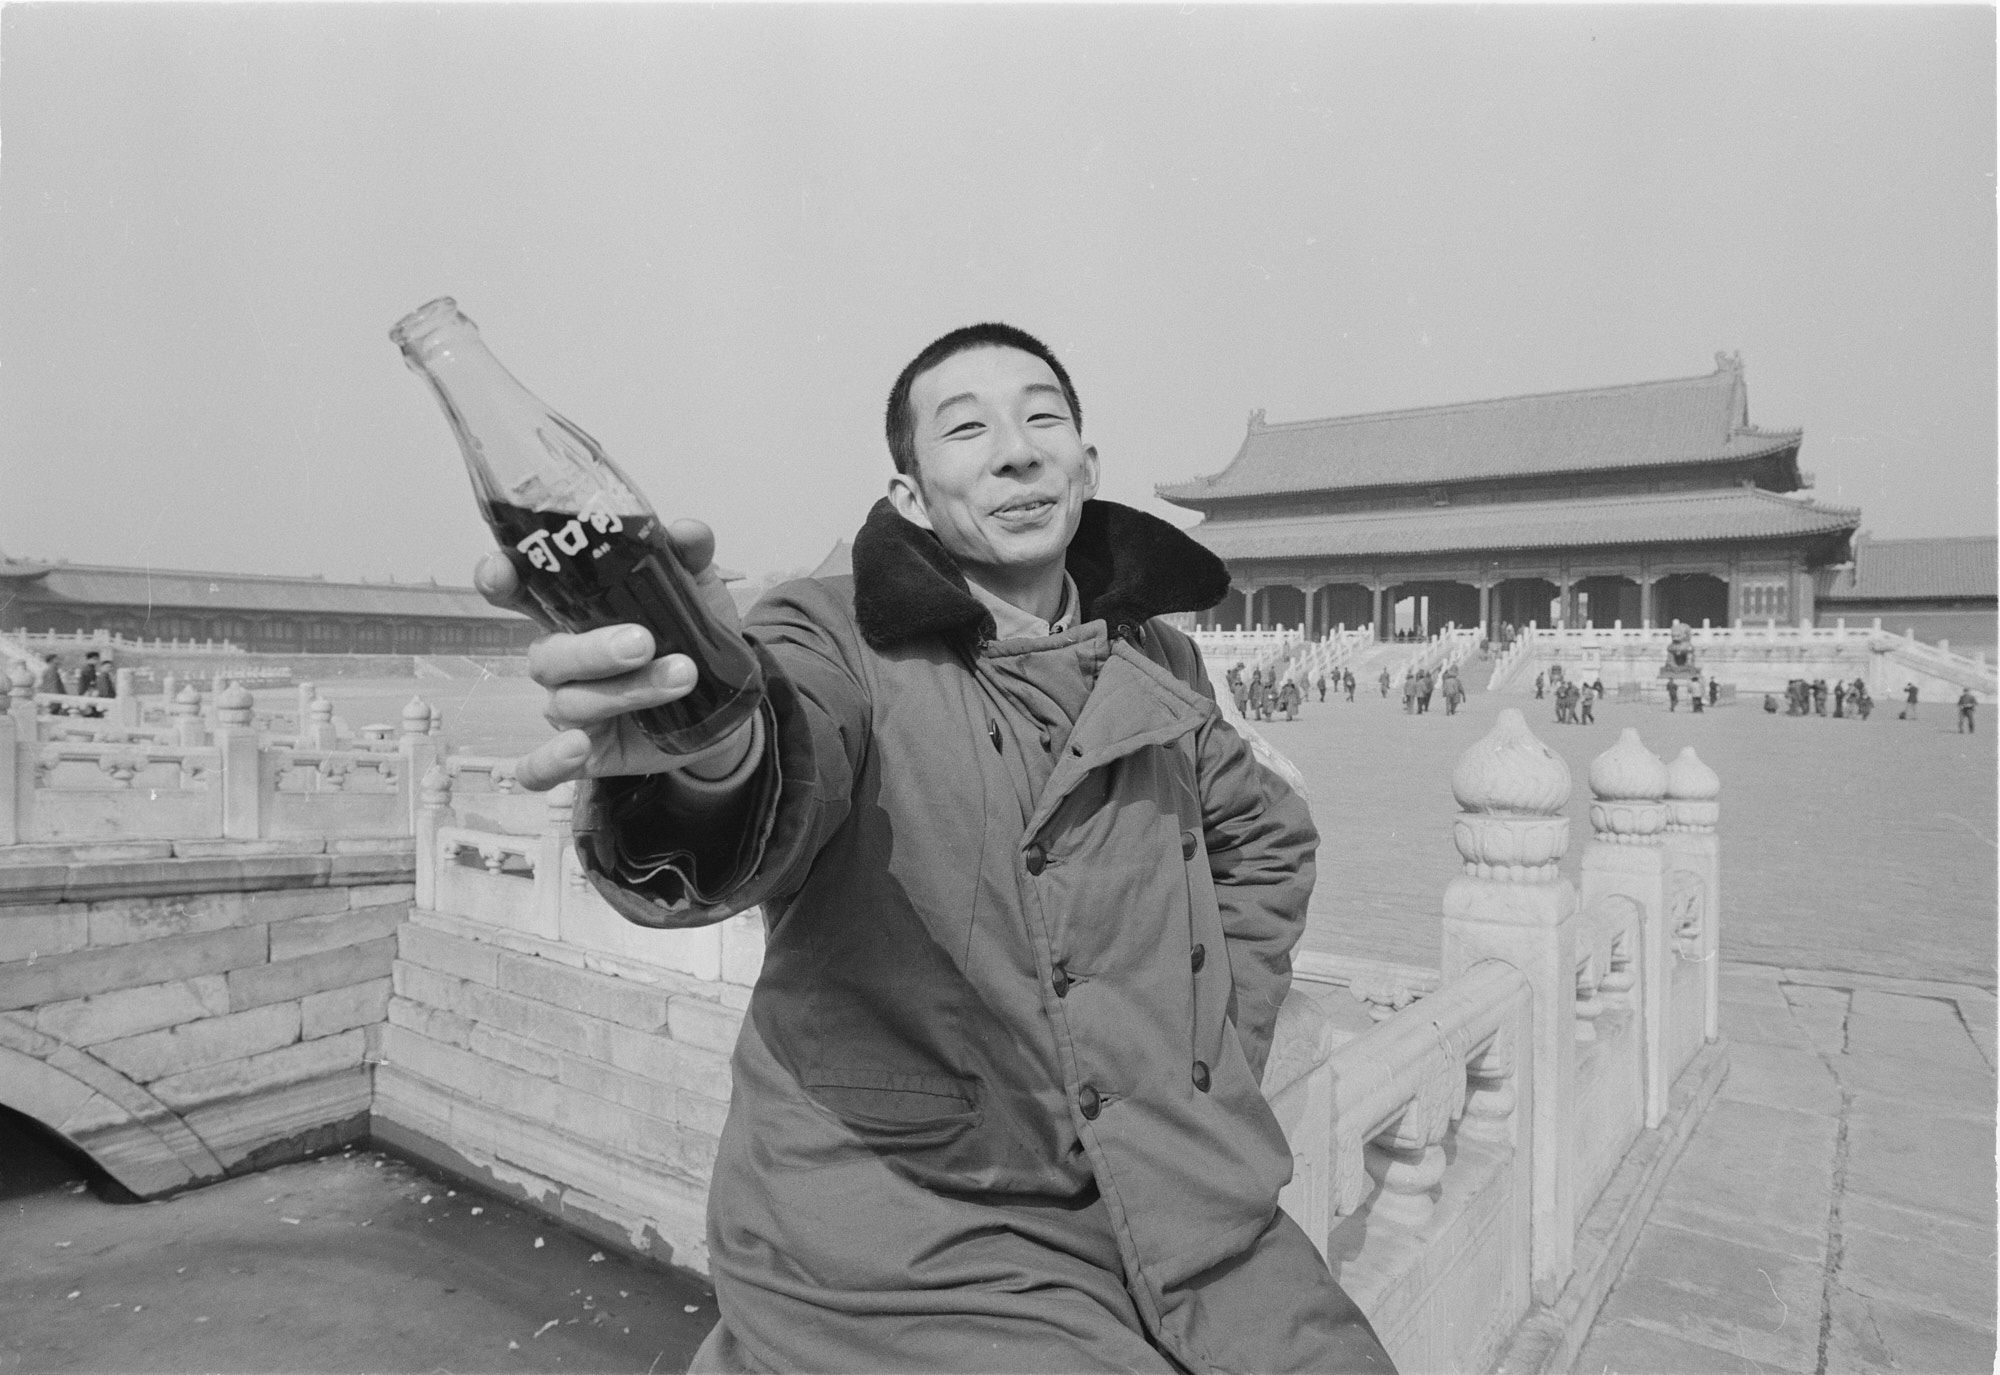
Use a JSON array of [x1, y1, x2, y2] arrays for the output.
[[945, 421, 983, 437]]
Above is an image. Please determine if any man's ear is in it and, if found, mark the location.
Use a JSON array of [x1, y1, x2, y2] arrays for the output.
[[886, 469, 934, 531], [1082, 444, 1101, 500]]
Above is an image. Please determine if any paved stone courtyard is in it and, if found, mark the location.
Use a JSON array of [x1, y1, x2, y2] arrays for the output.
[[10, 669, 1993, 1372]]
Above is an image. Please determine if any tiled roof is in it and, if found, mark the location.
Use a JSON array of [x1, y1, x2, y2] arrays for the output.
[[0, 560, 523, 620], [1821, 535, 1997, 601], [1158, 356, 1801, 503], [1184, 488, 1860, 563]]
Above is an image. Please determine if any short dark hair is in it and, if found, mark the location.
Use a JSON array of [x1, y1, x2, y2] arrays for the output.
[[884, 323, 1082, 477]]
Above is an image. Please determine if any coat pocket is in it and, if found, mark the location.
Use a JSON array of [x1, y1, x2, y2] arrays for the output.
[[801, 1067, 982, 1147]]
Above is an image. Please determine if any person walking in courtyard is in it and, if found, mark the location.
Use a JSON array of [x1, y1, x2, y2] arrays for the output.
[[1441, 665, 1464, 715], [1534, 670, 1545, 699], [1812, 678, 1828, 715], [1379, 666, 1391, 698], [1344, 667, 1356, 701], [1315, 669, 1327, 703], [479, 321, 1394, 1373], [1578, 683, 1595, 725], [1401, 668, 1417, 714], [1416, 668, 1434, 714], [1708, 675, 1719, 708], [34, 652, 60, 696], [1854, 679, 1873, 721], [1834, 680, 1846, 718], [1901, 682, 1919, 720], [1278, 677, 1302, 722], [1957, 687, 1977, 733]]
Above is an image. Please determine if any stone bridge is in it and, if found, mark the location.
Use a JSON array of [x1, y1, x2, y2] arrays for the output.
[[0, 670, 1726, 1373]]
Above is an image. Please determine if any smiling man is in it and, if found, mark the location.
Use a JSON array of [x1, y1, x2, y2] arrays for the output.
[[479, 322, 1393, 1373]]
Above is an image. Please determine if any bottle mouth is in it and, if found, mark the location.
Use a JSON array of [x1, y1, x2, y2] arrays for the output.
[[389, 297, 471, 353]]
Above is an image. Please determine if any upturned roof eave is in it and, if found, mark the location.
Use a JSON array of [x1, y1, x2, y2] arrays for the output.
[[1157, 432, 1804, 510]]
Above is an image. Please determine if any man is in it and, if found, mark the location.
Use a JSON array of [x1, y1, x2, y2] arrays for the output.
[[1344, 667, 1356, 701], [1958, 688, 1977, 734], [479, 323, 1393, 1374], [1903, 682, 1920, 720]]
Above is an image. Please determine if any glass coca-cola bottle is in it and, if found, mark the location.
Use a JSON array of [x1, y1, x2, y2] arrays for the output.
[[391, 297, 762, 756]]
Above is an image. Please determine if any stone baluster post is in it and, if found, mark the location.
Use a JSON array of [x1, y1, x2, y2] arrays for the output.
[[539, 781, 576, 938], [399, 696, 437, 837], [415, 762, 453, 911], [160, 672, 179, 723], [206, 669, 226, 728], [308, 695, 336, 749], [113, 668, 139, 726], [1439, 708, 1580, 1304], [1579, 728, 1673, 1126], [214, 681, 260, 840], [297, 682, 316, 742], [1662, 748, 1723, 1044], [0, 662, 26, 845], [172, 684, 206, 748], [7, 659, 36, 738]]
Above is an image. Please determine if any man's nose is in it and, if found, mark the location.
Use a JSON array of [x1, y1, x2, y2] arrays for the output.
[[990, 420, 1043, 474]]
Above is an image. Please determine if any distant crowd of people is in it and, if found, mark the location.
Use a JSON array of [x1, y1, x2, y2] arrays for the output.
[[1760, 678, 1979, 733], [32, 650, 117, 716], [1225, 662, 1361, 722]]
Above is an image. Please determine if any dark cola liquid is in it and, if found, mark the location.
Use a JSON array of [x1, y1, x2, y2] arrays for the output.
[[483, 500, 763, 757]]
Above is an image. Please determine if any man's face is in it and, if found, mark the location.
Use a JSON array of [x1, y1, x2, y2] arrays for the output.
[[888, 345, 1098, 587]]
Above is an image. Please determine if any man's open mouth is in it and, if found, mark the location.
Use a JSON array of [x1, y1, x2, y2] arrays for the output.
[[994, 496, 1057, 517]]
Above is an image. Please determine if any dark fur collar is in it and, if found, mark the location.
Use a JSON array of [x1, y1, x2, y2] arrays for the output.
[[849, 497, 1230, 651]]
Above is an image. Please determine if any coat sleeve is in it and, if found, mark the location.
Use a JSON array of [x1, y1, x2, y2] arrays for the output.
[[1161, 629, 1319, 1082], [569, 577, 873, 930]]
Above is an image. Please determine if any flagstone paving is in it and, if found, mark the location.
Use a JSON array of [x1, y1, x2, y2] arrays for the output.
[[1266, 680, 1996, 1373]]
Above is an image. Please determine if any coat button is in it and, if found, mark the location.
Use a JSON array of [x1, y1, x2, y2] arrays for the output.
[[1025, 844, 1047, 876], [1052, 966, 1071, 997], [1190, 943, 1205, 972], [1078, 1084, 1101, 1120], [1192, 1061, 1211, 1093], [1181, 830, 1198, 860]]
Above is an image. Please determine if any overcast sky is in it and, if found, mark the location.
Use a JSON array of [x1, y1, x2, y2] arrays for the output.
[[1, 4, 1992, 587]]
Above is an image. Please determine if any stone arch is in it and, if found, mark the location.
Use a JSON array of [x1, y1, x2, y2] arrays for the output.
[[0, 1028, 224, 1199]]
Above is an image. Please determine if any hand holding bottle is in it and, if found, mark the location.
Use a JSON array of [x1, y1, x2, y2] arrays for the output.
[[393, 297, 766, 793], [474, 518, 756, 792]]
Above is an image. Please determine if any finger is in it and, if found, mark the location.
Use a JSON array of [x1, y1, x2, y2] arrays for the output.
[[474, 550, 527, 611], [527, 623, 657, 688], [513, 729, 593, 793], [665, 518, 716, 578], [542, 655, 697, 730]]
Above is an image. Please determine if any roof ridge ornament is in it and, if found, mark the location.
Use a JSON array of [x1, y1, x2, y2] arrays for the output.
[[1715, 350, 1743, 373], [1248, 408, 1266, 431]]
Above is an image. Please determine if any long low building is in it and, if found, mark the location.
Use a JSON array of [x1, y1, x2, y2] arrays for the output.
[[1815, 532, 1996, 653], [0, 555, 538, 656], [1159, 353, 1864, 638]]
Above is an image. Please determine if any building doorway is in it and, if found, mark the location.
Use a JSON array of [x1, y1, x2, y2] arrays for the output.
[[1314, 583, 1374, 637], [1494, 578, 1561, 631], [1258, 585, 1306, 630], [1202, 587, 1247, 630], [1575, 576, 1642, 629], [1655, 573, 1730, 629]]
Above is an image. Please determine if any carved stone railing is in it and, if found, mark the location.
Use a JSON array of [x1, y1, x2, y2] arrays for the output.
[[1, 679, 439, 847], [1273, 709, 1726, 1373]]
